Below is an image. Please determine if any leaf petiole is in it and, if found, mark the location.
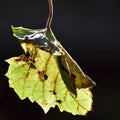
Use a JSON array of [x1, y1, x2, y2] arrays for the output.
[[46, 0, 53, 30]]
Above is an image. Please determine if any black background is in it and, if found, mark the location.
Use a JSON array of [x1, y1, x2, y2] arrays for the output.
[[0, 0, 120, 120]]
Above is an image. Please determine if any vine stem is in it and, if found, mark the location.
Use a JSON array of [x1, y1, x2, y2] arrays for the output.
[[46, 0, 53, 30]]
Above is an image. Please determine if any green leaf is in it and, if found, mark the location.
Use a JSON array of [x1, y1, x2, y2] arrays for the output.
[[5, 26, 95, 115], [12, 26, 47, 40]]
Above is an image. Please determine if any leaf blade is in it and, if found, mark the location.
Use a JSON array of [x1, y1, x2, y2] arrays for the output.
[[5, 26, 95, 115]]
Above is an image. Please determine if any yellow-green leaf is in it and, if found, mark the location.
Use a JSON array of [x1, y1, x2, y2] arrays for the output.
[[5, 26, 95, 115]]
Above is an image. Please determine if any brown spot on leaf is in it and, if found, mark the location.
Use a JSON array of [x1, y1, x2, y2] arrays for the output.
[[38, 70, 48, 82], [53, 91, 56, 95], [56, 100, 62, 104], [30, 63, 36, 69], [44, 74, 48, 80], [49, 90, 56, 94], [38, 71, 44, 77], [15, 54, 29, 62], [15, 53, 37, 69]]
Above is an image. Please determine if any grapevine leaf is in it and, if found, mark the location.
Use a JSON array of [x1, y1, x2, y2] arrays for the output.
[[5, 26, 95, 115]]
